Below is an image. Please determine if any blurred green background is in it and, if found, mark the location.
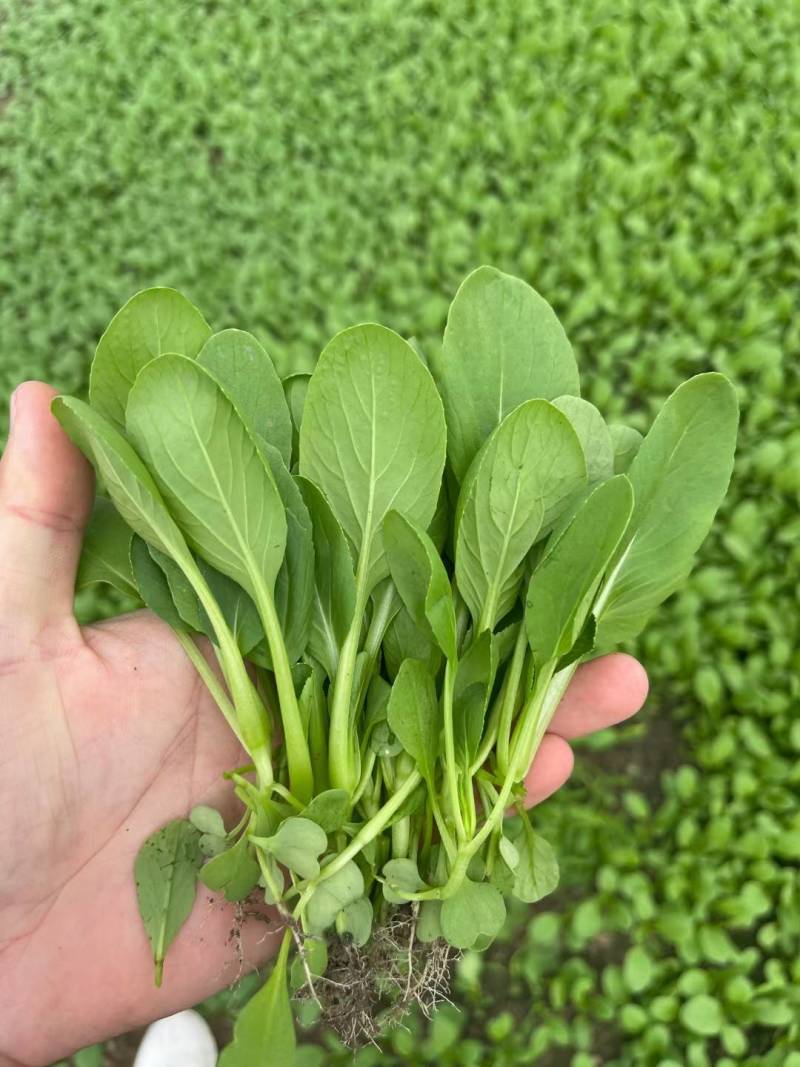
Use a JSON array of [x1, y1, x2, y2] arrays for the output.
[[3, 0, 799, 1063]]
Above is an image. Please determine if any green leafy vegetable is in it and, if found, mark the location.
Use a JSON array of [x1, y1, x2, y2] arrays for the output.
[[89, 287, 211, 426], [53, 268, 737, 1060], [455, 399, 586, 631], [198, 328, 292, 467], [434, 266, 579, 481]]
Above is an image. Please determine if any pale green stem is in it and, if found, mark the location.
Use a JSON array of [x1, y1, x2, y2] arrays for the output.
[[175, 631, 238, 738], [351, 749, 377, 808], [328, 563, 370, 794], [178, 555, 274, 789], [441, 658, 467, 843], [496, 623, 529, 777], [253, 584, 313, 803]]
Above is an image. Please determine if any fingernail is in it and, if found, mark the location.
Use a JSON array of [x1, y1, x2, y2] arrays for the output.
[[9, 388, 19, 431]]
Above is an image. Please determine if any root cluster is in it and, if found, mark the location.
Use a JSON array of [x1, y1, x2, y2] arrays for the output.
[[299, 907, 460, 1048]]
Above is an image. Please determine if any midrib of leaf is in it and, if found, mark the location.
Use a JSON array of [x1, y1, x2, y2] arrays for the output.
[[153, 830, 186, 982], [313, 585, 339, 673], [479, 472, 524, 631], [181, 396, 265, 595]]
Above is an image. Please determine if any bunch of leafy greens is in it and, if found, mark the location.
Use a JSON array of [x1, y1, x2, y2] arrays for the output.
[[54, 266, 738, 1062]]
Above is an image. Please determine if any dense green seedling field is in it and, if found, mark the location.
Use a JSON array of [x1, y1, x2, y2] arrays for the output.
[[2, 0, 798, 1063]]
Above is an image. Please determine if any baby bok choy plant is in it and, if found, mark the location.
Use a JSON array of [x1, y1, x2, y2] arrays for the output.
[[54, 267, 738, 1061]]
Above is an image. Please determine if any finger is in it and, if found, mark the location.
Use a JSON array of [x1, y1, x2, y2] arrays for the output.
[[0, 382, 94, 640], [548, 653, 648, 740], [523, 733, 575, 807]]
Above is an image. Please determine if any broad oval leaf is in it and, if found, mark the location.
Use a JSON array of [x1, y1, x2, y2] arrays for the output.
[[306, 861, 364, 935], [386, 658, 441, 783], [126, 354, 288, 603], [89, 288, 211, 426], [299, 324, 446, 592], [384, 510, 457, 662], [511, 819, 560, 904], [382, 858, 425, 904], [552, 395, 614, 484], [433, 266, 580, 482], [198, 328, 292, 468], [455, 399, 586, 631], [260, 817, 328, 881], [134, 818, 203, 986], [302, 790, 350, 833], [526, 475, 634, 667], [595, 373, 738, 645], [218, 931, 295, 1067], [337, 896, 373, 947], [77, 497, 137, 598], [440, 879, 506, 950], [198, 834, 261, 903]]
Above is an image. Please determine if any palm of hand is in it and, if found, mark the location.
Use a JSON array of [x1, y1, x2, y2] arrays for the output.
[[0, 383, 646, 1066], [0, 611, 274, 1066]]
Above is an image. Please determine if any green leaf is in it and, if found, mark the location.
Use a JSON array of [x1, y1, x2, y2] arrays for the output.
[[298, 478, 356, 679], [89, 287, 211, 426], [552, 396, 614, 484], [260, 817, 328, 880], [218, 931, 295, 1067], [382, 858, 425, 903], [595, 374, 738, 645], [433, 265, 579, 482], [306, 861, 364, 935], [383, 606, 441, 681], [511, 819, 559, 904], [130, 535, 187, 630], [134, 818, 203, 986], [283, 372, 310, 466], [302, 790, 351, 833], [498, 837, 520, 870], [77, 497, 137, 598], [440, 880, 506, 949], [680, 993, 725, 1036], [189, 805, 226, 837], [146, 546, 204, 631], [299, 323, 446, 592], [196, 560, 264, 656], [455, 399, 586, 631], [416, 901, 443, 943], [199, 834, 261, 903], [337, 897, 373, 947], [609, 423, 643, 474], [386, 659, 441, 783], [260, 446, 314, 665], [126, 353, 287, 603], [623, 945, 655, 994], [453, 631, 497, 764], [51, 398, 194, 565], [526, 476, 634, 667], [383, 510, 457, 662], [198, 328, 292, 467]]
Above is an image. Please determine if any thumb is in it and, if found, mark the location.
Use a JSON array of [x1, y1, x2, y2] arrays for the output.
[[0, 382, 94, 644]]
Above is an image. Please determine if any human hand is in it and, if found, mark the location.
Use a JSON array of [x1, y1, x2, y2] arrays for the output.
[[0, 382, 648, 1066]]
